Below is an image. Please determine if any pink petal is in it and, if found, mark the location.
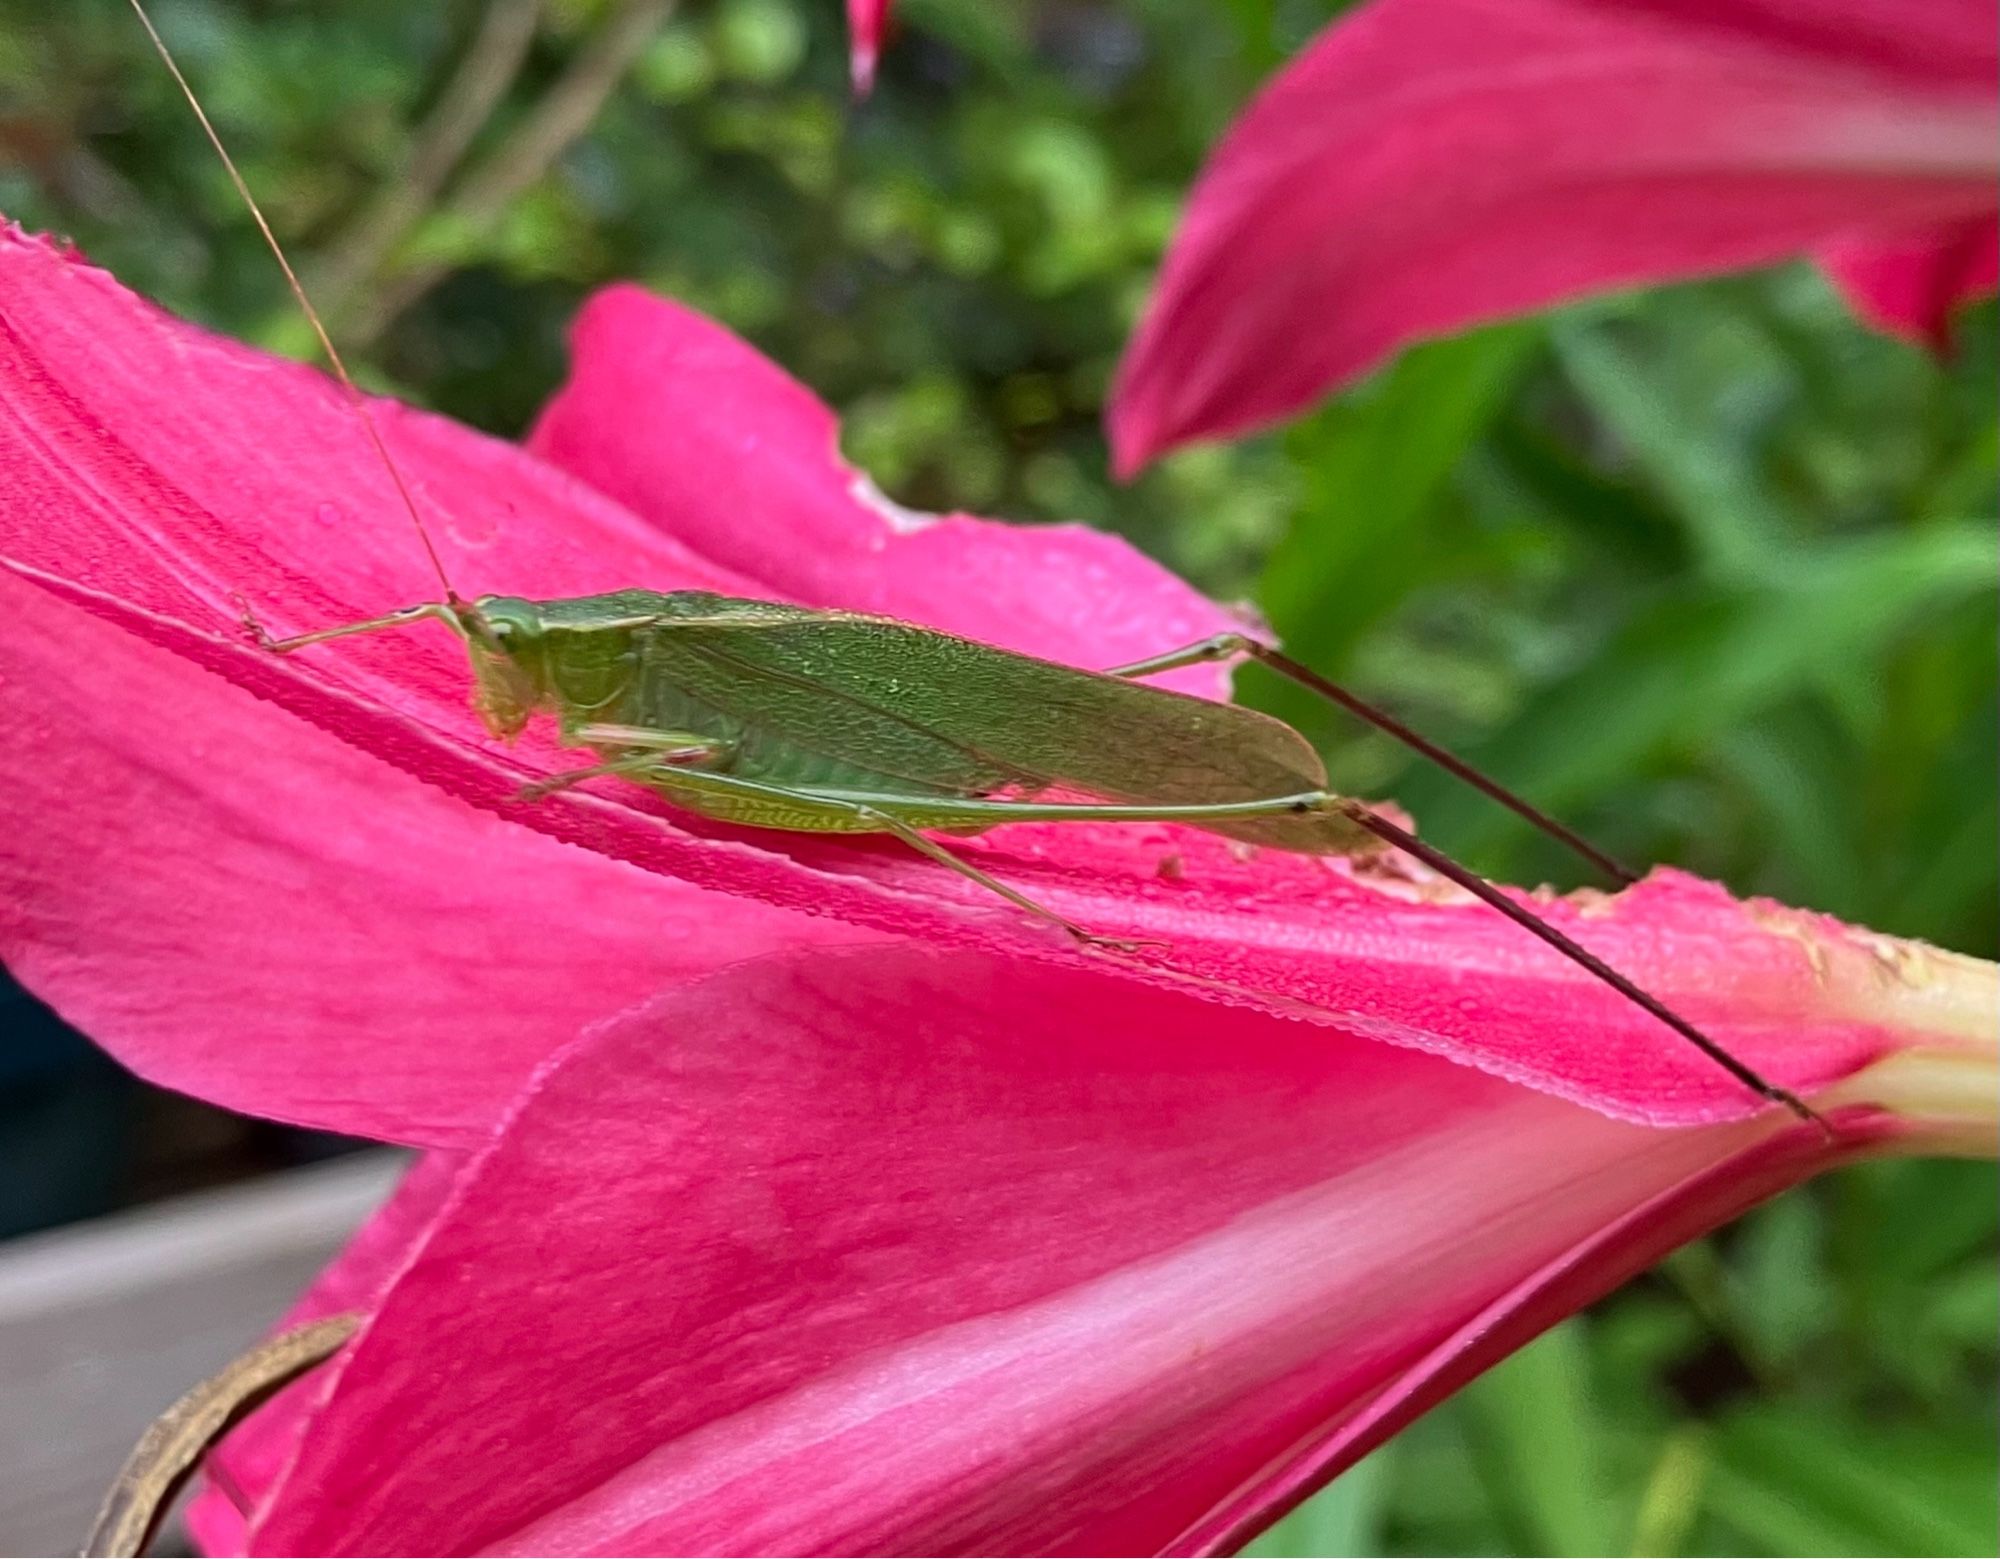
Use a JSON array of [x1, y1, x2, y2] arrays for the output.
[[1604, 0, 1996, 87], [1175, 1111, 1873, 1555], [0, 571, 851, 1147], [1819, 216, 2000, 345], [847, 0, 891, 95], [1109, 0, 1999, 471], [0, 230, 1941, 1127], [526, 286, 1236, 698], [210, 947, 1880, 1557]]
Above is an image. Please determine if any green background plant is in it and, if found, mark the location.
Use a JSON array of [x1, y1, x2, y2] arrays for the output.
[[0, 0, 1993, 1552]]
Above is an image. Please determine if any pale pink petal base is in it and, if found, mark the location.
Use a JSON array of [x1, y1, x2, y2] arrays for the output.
[[185, 948, 1882, 1557], [1172, 1105, 1883, 1554]]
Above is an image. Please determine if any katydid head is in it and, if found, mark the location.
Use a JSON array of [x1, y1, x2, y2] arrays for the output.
[[455, 594, 550, 740]]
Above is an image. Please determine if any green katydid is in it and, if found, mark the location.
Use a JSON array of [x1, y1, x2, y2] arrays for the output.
[[129, 0, 1825, 1131]]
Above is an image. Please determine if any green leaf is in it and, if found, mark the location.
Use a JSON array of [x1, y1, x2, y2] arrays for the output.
[[1704, 1410, 1998, 1558], [1724, 1195, 1833, 1373], [1461, 1321, 1621, 1557], [1260, 322, 1542, 674], [1244, 1448, 1396, 1558], [1551, 306, 1796, 584], [1628, 1428, 1710, 1558], [1401, 523, 1998, 862]]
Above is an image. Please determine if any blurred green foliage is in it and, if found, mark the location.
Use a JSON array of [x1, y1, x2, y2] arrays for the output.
[[1, 0, 1993, 1553]]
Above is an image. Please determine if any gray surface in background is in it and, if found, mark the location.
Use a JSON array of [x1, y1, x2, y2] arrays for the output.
[[0, 1154, 404, 1557]]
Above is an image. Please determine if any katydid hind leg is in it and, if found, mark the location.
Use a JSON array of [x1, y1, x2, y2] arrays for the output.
[[567, 761, 1175, 947], [596, 765, 1357, 840], [857, 806, 1165, 953], [638, 769, 1812, 1124], [1096, 632, 1262, 681], [1104, 631, 1636, 886], [884, 786, 1819, 1125]]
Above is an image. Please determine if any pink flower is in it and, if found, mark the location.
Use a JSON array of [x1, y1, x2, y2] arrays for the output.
[[1109, 0, 1999, 472], [848, 0, 892, 95], [182, 943, 1992, 1558], [1, 229, 1992, 1552], [0, 224, 1232, 1146]]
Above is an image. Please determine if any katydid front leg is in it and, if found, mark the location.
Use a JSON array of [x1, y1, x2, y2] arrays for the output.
[[234, 594, 460, 653], [519, 729, 731, 801]]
